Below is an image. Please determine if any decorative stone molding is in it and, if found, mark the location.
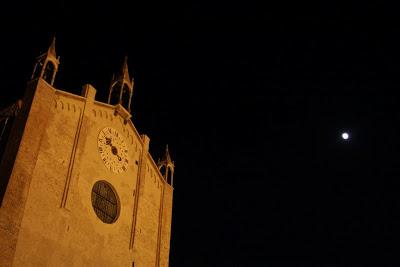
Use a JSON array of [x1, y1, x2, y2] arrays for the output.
[[114, 104, 132, 123]]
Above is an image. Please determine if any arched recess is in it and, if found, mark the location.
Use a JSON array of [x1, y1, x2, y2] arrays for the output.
[[32, 60, 44, 80], [109, 82, 122, 105], [121, 84, 131, 110], [166, 166, 174, 185], [160, 165, 166, 177], [43, 61, 55, 84]]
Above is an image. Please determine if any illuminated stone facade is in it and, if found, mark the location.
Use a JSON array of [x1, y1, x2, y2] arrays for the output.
[[0, 38, 174, 267]]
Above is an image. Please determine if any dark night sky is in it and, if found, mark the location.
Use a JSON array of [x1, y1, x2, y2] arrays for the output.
[[2, 1, 400, 266]]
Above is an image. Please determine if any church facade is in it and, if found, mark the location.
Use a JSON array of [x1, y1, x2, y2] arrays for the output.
[[0, 38, 174, 267]]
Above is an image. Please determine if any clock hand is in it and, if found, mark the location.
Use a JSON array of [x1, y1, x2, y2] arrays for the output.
[[105, 136, 123, 161], [107, 137, 122, 160]]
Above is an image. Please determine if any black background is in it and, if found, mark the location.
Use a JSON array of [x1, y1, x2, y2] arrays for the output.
[[1, 1, 400, 266]]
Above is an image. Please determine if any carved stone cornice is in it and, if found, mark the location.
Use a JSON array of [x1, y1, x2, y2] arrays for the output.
[[114, 103, 132, 123]]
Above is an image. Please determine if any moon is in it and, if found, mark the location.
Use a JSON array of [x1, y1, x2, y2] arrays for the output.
[[341, 132, 349, 140]]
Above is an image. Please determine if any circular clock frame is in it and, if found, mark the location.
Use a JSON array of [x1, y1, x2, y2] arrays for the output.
[[97, 127, 129, 173]]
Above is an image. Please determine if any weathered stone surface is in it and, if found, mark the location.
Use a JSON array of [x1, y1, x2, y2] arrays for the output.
[[0, 77, 174, 266]]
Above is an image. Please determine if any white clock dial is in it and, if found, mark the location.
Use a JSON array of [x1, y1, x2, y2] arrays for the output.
[[98, 127, 129, 173]]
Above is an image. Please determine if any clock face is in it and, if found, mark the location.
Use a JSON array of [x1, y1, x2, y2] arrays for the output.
[[98, 127, 129, 173]]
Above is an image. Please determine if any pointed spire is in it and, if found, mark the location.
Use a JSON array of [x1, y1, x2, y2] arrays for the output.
[[31, 36, 60, 85], [158, 144, 175, 186], [122, 56, 131, 82], [48, 36, 57, 58], [165, 144, 172, 163], [108, 56, 134, 112], [161, 144, 174, 166]]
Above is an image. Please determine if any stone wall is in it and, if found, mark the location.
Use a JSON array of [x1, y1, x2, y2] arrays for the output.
[[0, 79, 173, 266]]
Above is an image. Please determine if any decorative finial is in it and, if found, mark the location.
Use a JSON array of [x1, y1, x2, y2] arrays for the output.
[[107, 56, 134, 113], [122, 56, 130, 81], [48, 36, 57, 58], [162, 144, 174, 166]]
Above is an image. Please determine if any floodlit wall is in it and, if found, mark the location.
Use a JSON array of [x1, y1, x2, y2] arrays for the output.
[[0, 79, 173, 267]]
